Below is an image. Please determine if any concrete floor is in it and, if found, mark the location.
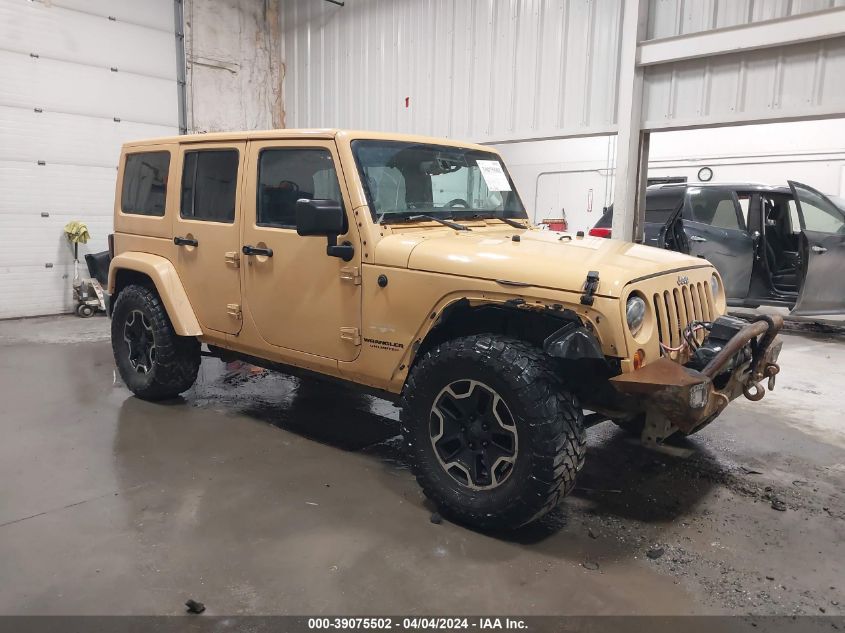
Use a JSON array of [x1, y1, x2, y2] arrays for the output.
[[0, 315, 843, 616]]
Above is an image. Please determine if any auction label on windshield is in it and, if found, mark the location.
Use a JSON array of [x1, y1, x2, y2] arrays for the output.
[[476, 160, 512, 192]]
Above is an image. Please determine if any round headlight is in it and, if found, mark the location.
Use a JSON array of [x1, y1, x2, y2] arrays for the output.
[[710, 273, 721, 299], [626, 295, 646, 337]]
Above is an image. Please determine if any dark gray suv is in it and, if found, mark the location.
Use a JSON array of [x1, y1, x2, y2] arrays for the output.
[[590, 181, 845, 315]]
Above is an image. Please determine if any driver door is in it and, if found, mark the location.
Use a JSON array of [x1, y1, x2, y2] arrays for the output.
[[668, 187, 754, 300], [789, 180, 845, 315], [240, 140, 362, 361]]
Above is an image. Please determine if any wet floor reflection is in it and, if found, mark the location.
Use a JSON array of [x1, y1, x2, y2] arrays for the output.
[[174, 357, 729, 535], [189, 358, 402, 451]]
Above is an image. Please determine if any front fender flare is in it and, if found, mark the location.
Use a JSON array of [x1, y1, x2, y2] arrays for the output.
[[108, 253, 202, 336]]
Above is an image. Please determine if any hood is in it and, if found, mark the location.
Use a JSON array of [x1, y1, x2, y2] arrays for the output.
[[374, 228, 709, 298]]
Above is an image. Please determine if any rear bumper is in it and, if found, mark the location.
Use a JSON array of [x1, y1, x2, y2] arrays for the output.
[[609, 316, 783, 434]]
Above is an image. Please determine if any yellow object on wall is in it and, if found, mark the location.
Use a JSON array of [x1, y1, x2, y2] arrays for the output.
[[64, 221, 90, 244]]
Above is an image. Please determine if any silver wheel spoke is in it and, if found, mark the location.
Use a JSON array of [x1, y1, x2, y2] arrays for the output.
[[430, 379, 518, 491], [123, 309, 156, 375]]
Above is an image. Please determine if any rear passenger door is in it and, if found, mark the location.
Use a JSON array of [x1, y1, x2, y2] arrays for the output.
[[681, 187, 754, 300], [173, 142, 245, 335]]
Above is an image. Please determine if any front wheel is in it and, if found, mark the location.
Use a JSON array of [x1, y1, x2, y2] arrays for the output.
[[111, 284, 200, 401], [400, 335, 586, 530]]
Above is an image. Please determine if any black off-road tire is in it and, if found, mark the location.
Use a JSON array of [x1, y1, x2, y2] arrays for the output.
[[400, 335, 586, 530], [111, 284, 200, 401]]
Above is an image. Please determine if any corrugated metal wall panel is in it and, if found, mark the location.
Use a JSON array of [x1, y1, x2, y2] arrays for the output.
[[282, 0, 622, 142], [642, 38, 845, 129], [647, 0, 845, 39], [0, 0, 177, 318]]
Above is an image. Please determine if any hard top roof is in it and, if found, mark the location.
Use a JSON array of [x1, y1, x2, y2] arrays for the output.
[[122, 129, 496, 153]]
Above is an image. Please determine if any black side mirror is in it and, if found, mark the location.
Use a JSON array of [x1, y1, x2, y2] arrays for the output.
[[295, 199, 345, 236], [295, 199, 354, 261]]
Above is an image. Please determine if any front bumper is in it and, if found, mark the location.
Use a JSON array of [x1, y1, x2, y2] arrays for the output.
[[609, 316, 783, 435]]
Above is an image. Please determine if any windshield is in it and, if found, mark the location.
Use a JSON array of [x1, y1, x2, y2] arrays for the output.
[[351, 140, 527, 223]]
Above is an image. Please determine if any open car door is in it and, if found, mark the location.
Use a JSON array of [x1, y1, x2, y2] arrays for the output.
[[656, 195, 688, 253], [659, 187, 754, 301], [789, 180, 845, 315]]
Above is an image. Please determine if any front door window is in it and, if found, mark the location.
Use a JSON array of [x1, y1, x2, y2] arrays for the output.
[[792, 187, 845, 234], [256, 148, 343, 228]]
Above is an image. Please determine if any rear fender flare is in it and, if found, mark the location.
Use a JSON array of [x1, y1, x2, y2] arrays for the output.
[[108, 252, 202, 336]]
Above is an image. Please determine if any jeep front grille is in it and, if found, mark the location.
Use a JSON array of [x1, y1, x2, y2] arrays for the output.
[[652, 282, 715, 350]]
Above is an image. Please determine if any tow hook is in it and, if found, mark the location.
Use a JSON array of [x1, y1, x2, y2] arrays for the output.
[[743, 362, 780, 402], [743, 382, 766, 401]]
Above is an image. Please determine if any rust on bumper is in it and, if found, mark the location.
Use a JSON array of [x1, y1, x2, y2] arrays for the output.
[[609, 316, 783, 434]]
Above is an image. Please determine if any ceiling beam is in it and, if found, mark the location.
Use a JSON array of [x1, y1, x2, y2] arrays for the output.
[[638, 7, 845, 67]]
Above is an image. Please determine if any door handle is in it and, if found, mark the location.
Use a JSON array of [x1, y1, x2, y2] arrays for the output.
[[811, 245, 828, 253], [174, 236, 199, 247], [242, 245, 274, 257], [689, 235, 708, 243]]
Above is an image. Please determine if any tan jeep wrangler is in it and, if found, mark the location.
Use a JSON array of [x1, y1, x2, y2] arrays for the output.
[[108, 129, 783, 529]]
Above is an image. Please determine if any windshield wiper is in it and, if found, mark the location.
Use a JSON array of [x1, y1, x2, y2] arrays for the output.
[[379, 211, 471, 231], [448, 210, 528, 229], [408, 215, 471, 231], [496, 216, 528, 229]]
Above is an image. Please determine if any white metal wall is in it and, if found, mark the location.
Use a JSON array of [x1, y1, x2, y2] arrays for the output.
[[282, 0, 622, 143], [497, 117, 845, 233], [647, 0, 845, 39], [642, 28, 845, 130], [0, 0, 178, 319]]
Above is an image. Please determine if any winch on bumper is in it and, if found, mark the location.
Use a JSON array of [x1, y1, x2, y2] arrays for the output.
[[609, 315, 783, 443]]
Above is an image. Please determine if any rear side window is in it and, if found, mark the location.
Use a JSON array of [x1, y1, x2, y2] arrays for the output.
[[121, 151, 170, 216], [593, 191, 683, 227], [180, 150, 239, 223], [257, 148, 343, 228], [685, 188, 742, 230], [645, 190, 684, 224]]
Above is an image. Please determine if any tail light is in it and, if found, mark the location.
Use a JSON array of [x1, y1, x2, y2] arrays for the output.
[[588, 227, 612, 238], [108, 233, 115, 258]]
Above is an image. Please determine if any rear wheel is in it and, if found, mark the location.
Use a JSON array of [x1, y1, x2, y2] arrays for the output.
[[111, 284, 200, 401], [401, 335, 586, 530]]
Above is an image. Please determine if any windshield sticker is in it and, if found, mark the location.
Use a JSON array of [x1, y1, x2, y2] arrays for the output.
[[476, 160, 512, 192]]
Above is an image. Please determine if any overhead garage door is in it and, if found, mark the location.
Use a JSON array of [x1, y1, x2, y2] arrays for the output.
[[0, 0, 179, 319]]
